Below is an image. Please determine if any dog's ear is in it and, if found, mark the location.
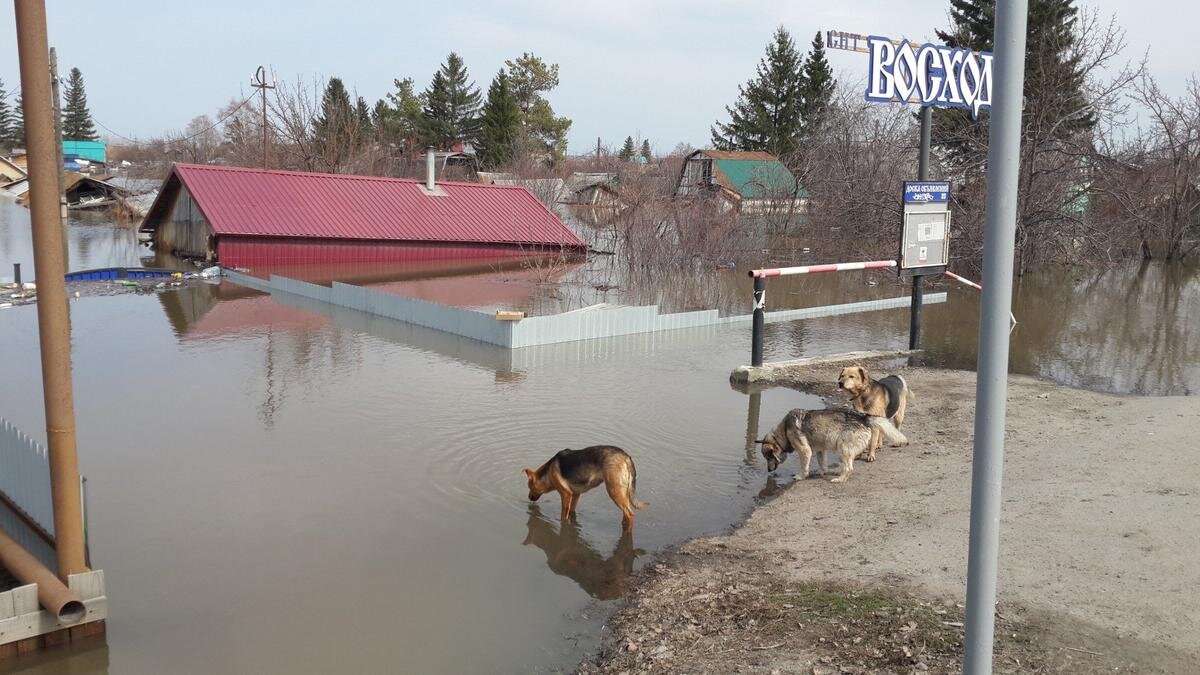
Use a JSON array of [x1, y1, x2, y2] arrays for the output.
[[522, 468, 535, 478], [856, 365, 868, 381]]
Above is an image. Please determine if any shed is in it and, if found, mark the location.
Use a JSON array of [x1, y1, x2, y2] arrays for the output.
[[139, 164, 586, 265], [674, 150, 806, 212], [62, 141, 106, 164]]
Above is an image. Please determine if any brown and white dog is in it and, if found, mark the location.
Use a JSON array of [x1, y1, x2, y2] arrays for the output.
[[837, 365, 914, 460]]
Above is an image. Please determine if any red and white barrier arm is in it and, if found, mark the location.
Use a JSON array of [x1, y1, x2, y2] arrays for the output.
[[944, 270, 982, 290], [749, 259, 896, 278], [943, 270, 1018, 327]]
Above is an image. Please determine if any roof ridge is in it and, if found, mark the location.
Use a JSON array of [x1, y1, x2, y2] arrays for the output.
[[172, 163, 528, 191]]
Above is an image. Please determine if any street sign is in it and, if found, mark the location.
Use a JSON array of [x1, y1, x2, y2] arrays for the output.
[[903, 181, 950, 203], [899, 181, 951, 272], [827, 30, 994, 118]]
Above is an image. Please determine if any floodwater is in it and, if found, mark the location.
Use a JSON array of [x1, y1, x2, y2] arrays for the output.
[[1, 201, 1198, 674]]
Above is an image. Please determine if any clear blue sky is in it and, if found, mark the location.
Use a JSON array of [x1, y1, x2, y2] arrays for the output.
[[0, 0, 1193, 154]]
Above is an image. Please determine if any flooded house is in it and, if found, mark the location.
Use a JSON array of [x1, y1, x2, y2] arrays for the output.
[[674, 150, 806, 213], [139, 161, 586, 267]]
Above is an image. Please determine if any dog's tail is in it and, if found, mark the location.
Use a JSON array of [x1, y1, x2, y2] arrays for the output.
[[866, 415, 908, 447], [898, 375, 915, 403], [630, 462, 649, 510]]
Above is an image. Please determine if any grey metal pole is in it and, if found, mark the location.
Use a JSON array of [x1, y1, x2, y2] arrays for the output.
[[13, 263, 20, 286], [751, 275, 765, 367], [918, 106, 932, 180], [963, 1, 1028, 673]]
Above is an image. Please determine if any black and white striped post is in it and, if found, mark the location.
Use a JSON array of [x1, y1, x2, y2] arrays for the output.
[[750, 275, 766, 367]]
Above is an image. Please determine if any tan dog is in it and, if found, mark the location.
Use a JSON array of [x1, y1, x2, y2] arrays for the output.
[[758, 408, 907, 483], [523, 446, 649, 531], [837, 365, 914, 460]]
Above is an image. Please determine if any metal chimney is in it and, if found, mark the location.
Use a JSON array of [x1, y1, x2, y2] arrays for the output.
[[425, 147, 436, 191]]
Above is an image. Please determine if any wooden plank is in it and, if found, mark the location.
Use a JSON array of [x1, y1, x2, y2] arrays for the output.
[[495, 310, 525, 321], [0, 589, 15, 620], [69, 619, 105, 642], [10, 585, 36, 615], [0, 596, 107, 646], [68, 570, 105, 601]]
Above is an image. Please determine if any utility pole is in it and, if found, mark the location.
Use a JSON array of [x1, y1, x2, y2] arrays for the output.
[[963, 0, 1028, 672], [14, 0, 87, 581], [49, 47, 66, 220], [596, 136, 601, 159], [251, 66, 274, 169]]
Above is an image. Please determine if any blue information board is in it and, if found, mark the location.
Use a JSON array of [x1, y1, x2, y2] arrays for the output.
[[903, 181, 950, 204]]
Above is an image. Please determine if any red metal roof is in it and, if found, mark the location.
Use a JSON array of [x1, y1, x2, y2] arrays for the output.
[[151, 164, 585, 249]]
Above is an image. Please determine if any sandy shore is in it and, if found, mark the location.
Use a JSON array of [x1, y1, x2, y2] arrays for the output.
[[579, 366, 1199, 673]]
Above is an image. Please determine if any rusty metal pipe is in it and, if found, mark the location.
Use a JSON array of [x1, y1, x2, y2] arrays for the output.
[[14, 0, 88, 580], [0, 528, 86, 623]]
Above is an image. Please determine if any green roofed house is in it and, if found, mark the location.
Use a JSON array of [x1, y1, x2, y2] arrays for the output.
[[674, 149, 806, 213]]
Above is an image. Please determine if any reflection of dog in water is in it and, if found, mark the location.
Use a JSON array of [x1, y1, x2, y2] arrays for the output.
[[522, 505, 645, 600], [523, 446, 648, 531]]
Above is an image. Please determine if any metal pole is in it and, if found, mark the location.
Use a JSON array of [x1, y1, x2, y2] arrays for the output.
[[908, 274, 923, 349], [909, 105, 933, 350], [751, 275, 765, 367], [13, 262, 20, 286], [14, 0, 88, 581], [964, 1, 1028, 672]]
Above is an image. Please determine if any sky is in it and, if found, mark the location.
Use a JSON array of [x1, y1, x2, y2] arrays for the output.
[[0, 0, 1194, 155]]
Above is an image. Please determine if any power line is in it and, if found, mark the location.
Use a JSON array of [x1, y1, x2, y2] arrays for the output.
[[92, 92, 258, 145]]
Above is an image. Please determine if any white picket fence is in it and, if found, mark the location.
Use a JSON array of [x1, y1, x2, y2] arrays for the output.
[[0, 418, 55, 537]]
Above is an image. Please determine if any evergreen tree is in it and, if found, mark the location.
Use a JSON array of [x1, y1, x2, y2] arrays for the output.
[[377, 77, 425, 152], [313, 77, 355, 169], [504, 53, 572, 161], [12, 93, 24, 147], [476, 71, 521, 169], [0, 79, 14, 151], [933, 0, 1093, 158], [61, 67, 98, 141], [618, 136, 636, 161], [355, 96, 373, 142], [639, 139, 652, 162], [798, 32, 836, 136], [710, 27, 805, 157], [421, 52, 482, 149]]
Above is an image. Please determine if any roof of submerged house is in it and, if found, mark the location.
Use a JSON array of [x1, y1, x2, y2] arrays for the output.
[[141, 163, 585, 249], [681, 149, 805, 200]]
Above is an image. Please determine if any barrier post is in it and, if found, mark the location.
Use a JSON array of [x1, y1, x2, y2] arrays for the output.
[[751, 275, 765, 367], [908, 275, 923, 349], [13, 263, 20, 286]]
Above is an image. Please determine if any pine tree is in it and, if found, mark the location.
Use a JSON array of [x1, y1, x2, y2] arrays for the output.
[[313, 77, 355, 170], [711, 27, 805, 157], [12, 93, 24, 147], [61, 67, 98, 141], [355, 96, 373, 143], [798, 32, 836, 136], [933, 0, 1093, 159], [504, 53, 572, 161], [378, 77, 426, 153], [476, 71, 521, 169], [0, 79, 14, 151], [421, 52, 482, 149], [618, 136, 636, 161], [639, 139, 652, 162]]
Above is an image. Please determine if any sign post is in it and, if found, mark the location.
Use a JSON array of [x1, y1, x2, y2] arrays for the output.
[[828, 30, 992, 349]]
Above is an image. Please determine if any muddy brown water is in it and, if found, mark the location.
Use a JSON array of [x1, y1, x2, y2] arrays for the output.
[[1, 202, 1197, 673]]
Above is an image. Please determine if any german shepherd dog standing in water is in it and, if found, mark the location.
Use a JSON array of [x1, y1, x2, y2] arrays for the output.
[[524, 446, 649, 531], [758, 409, 907, 483], [838, 365, 914, 461]]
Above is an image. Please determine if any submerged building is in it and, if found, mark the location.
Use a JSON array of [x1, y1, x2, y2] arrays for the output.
[[674, 150, 806, 213], [139, 163, 586, 267]]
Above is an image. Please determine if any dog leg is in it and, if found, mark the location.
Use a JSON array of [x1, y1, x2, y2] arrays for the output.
[[815, 448, 827, 478], [606, 481, 636, 531], [831, 444, 855, 483], [865, 427, 880, 462], [559, 490, 574, 521], [795, 436, 814, 479]]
